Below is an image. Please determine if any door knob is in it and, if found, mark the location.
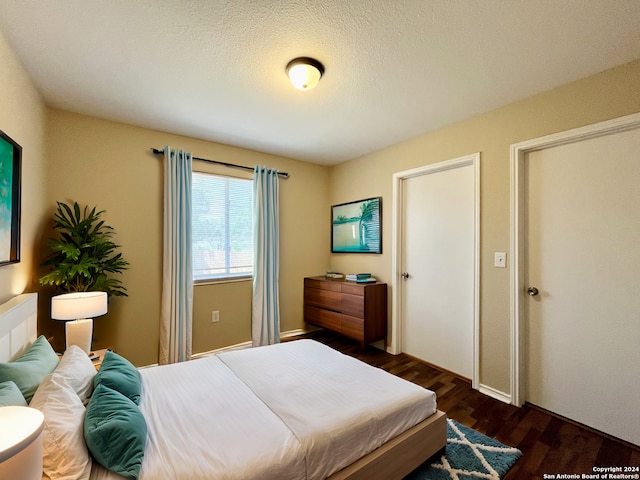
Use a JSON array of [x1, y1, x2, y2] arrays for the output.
[[527, 287, 539, 296], [401, 272, 410, 280]]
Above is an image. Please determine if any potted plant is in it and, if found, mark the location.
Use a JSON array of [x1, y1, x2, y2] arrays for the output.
[[39, 201, 129, 296]]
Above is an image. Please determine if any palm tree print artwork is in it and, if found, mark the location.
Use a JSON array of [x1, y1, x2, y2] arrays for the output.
[[332, 197, 381, 253], [0, 130, 21, 266]]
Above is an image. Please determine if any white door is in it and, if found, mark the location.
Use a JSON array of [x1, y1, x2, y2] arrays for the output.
[[525, 127, 640, 445], [401, 160, 476, 379]]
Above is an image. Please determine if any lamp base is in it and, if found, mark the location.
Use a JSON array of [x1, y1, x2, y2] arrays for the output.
[[65, 318, 93, 354]]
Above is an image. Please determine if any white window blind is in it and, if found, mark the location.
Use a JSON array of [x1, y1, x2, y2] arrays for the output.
[[192, 172, 253, 281]]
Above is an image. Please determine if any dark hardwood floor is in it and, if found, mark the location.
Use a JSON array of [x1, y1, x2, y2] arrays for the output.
[[292, 330, 640, 480]]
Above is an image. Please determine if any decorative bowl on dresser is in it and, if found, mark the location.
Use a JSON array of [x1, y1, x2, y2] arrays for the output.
[[303, 276, 387, 352]]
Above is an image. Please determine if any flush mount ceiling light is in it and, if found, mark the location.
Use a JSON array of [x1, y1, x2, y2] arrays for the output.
[[286, 57, 324, 91]]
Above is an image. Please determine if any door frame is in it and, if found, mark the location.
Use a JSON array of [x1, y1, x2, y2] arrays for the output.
[[391, 153, 480, 390], [509, 112, 640, 407]]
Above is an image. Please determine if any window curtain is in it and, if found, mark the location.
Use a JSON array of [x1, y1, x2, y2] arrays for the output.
[[252, 166, 280, 346], [159, 146, 193, 364]]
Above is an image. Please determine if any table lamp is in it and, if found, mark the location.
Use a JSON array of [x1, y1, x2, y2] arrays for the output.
[[0, 406, 44, 480], [51, 291, 108, 354]]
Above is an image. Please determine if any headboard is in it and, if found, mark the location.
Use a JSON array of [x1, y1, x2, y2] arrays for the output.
[[0, 293, 38, 362]]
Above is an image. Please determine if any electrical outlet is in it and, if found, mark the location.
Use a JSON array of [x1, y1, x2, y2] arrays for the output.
[[211, 310, 220, 323], [494, 252, 507, 268]]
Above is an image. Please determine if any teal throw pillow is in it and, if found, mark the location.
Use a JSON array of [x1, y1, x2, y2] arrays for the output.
[[84, 383, 147, 480], [0, 380, 28, 406], [94, 350, 142, 405], [0, 335, 59, 402]]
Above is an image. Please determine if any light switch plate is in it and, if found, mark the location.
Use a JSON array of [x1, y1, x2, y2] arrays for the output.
[[494, 252, 507, 268]]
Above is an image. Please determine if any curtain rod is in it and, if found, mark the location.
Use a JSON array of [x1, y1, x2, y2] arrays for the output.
[[150, 148, 289, 179]]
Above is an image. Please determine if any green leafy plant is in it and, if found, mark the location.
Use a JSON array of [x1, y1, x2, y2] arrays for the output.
[[39, 201, 129, 296]]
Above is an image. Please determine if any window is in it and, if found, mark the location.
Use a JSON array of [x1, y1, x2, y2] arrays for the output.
[[192, 172, 253, 281]]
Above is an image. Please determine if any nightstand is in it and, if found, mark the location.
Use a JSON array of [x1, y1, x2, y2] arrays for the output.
[[89, 348, 109, 370], [57, 347, 110, 370]]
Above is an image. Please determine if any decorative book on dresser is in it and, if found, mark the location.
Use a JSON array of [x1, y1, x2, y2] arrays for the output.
[[303, 276, 388, 352]]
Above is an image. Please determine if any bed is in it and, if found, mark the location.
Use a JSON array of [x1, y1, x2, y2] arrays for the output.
[[0, 293, 447, 480]]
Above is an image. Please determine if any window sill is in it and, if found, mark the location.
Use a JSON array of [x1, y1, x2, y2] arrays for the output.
[[194, 276, 252, 286]]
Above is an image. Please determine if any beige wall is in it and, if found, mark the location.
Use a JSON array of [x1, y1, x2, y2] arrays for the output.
[[42, 110, 329, 365], [0, 31, 47, 305], [328, 60, 640, 395], [3, 20, 639, 397]]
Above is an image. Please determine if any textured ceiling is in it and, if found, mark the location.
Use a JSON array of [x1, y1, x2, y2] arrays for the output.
[[1, 1, 639, 165]]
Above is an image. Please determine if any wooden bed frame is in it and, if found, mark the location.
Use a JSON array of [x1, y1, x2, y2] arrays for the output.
[[0, 293, 447, 480], [328, 409, 447, 480]]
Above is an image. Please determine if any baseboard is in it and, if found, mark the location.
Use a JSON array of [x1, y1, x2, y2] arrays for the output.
[[191, 341, 252, 359], [280, 328, 311, 339], [190, 328, 314, 359], [479, 384, 512, 404]]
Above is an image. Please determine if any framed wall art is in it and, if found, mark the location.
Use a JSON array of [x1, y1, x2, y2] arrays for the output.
[[0, 129, 21, 266], [331, 197, 381, 253]]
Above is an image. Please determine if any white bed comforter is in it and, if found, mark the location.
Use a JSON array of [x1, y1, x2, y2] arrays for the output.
[[90, 354, 304, 480], [90, 340, 436, 480], [218, 340, 436, 480]]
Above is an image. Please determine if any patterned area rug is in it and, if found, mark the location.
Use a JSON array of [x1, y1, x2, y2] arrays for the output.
[[405, 419, 522, 480]]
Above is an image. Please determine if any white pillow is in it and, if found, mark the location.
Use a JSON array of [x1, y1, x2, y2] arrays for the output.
[[55, 345, 97, 405], [30, 374, 92, 480]]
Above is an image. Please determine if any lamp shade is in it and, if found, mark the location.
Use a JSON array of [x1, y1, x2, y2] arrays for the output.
[[51, 292, 108, 353], [0, 406, 44, 480], [51, 291, 107, 320]]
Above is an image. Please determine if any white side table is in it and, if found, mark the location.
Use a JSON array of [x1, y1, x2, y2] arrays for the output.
[[0, 406, 44, 480]]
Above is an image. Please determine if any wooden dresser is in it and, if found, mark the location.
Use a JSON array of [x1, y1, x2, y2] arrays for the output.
[[303, 276, 387, 351]]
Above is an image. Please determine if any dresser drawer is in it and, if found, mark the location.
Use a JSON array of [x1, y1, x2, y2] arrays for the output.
[[304, 305, 341, 331], [340, 315, 364, 339], [304, 287, 341, 311], [305, 277, 341, 292], [341, 283, 364, 296], [341, 293, 364, 318]]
